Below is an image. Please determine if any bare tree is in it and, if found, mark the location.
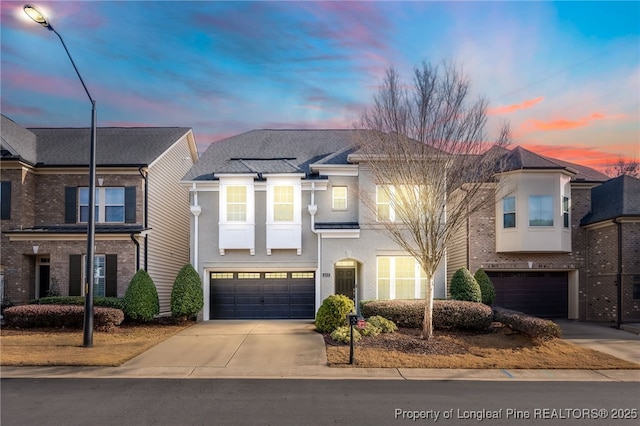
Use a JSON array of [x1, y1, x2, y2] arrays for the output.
[[605, 157, 639, 178], [353, 61, 511, 339]]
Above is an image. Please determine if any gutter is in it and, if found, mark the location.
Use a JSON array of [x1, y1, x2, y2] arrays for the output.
[[138, 166, 149, 271], [616, 218, 623, 328]]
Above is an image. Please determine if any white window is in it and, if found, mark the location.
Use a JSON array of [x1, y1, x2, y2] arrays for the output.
[[563, 196, 570, 228], [273, 185, 294, 222], [332, 186, 348, 210], [377, 257, 426, 299], [83, 254, 106, 297], [226, 185, 247, 222], [376, 185, 418, 222], [79, 187, 124, 223], [529, 195, 553, 226], [503, 196, 516, 228]]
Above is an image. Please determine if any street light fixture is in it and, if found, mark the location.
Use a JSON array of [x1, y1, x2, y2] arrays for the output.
[[24, 4, 97, 347]]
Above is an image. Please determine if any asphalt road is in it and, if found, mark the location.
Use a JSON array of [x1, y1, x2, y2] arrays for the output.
[[2, 379, 639, 426]]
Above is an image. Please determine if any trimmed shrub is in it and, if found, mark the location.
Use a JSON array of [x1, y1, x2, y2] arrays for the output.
[[3, 304, 124, 331], [450, 267, 482, 303], [474, 269, 495, 306], [361, 299, 492, 331], [315, 294, 355, 333], [171, 264, 204, 320], [123, 270, 159, 322], [358, 321, 381, 337], [366, 315, 398, 333], [330, 325, 361, 344], [31, 296, 124, 310], [493, 307, 562, 340]]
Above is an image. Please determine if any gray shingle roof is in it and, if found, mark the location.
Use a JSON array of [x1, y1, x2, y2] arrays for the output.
[[183, 129, 365, 181], [1, 115, 38, 164], [1, 115, 191, 167], [500, 146, 609, 182], [581, 175, 640, 225]]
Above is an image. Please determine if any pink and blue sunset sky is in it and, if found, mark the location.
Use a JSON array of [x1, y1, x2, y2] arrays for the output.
[[1, 1, 638, 171]]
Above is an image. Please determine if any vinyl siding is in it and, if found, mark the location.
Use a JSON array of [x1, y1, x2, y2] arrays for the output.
[[147, 133, 196, 314]]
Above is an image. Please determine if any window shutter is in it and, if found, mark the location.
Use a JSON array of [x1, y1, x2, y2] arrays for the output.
[[1, 181, 11, 220], [65, 187, 77, 223], [105, 254, 118, 297], [69, 254, 82, 296], [125, 186, 136, 223]]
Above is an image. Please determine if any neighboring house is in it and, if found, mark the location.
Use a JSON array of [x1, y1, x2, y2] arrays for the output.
[[182, 129, 447, 321], [448, 146, 640, 323], [0, 115, 198, 315]]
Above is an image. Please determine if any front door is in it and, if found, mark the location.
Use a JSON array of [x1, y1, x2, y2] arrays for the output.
[[38, 265, 50, 299], [335, 268, 356, 301]]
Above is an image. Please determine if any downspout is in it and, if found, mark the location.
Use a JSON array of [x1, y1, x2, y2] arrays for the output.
[[616, 219, 623, 328], [308, 182, 322, 315], [130, 233, 140, 271], [138, 166, 149, 271], [190, 183, 201, 272]]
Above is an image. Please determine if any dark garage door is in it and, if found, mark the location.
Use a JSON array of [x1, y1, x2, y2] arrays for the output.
[[210, 272, 315, 319], [487, 271, 568, 318]]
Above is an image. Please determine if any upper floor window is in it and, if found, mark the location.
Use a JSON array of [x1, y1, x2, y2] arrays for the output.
[[79, 187, 125, 223], [529, 195, 553, 226], [376, 185, 417, 222], [563, 196, 570, 228], [503, 196, 516, 228], [332, 186, 348, 210], [226, 185, 247, 222], [273, 185, 294, 222]]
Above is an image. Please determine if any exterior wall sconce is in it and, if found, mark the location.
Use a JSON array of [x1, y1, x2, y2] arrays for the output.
[[32, 245, 39, 254], [98, 178, 104, 186], [528, 261, 533, 269]]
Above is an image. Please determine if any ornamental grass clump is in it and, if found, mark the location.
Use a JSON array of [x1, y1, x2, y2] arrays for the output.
[[123, 270, 159, 322]]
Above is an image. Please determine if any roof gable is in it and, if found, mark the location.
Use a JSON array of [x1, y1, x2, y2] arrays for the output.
[[1, 115, 38, 164], [581, 175, 640, 225]]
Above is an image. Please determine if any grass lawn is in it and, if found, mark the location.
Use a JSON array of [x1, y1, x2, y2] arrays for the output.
[[1, 322, 192, 367]]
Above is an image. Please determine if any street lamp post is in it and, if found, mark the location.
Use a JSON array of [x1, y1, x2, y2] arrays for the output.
[[24, 4, 96, 347]]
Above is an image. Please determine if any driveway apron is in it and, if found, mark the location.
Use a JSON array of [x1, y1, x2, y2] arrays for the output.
[[122, 320, 327, 369]]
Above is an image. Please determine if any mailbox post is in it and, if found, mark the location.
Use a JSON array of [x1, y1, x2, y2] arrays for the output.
[[348, 313, 358, 365]]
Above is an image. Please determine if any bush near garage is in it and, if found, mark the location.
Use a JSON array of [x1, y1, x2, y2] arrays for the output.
[[493, 307, 562, 340], [474, 268, 496, 306], [360, 299, 493, 331], [31, 296, 124, 310], [171, 264, 204, 321], [450, 267, 482, 303], [315, 294, 355, 333], [3, 304, 124, 331], [123, 269, 160, 322]]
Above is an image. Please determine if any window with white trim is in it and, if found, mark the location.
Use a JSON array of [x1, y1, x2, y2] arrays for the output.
[[563, 196, 570, 228], [376, 185, 419, 222], [226, 185, 247, 222], [377, 257, 426, 299], [273, 185, 294, 222], [79, 187, 125, 223], [529, 195, 553, 226], [503, 196, 516, 228], [332, 186, 348, 210]]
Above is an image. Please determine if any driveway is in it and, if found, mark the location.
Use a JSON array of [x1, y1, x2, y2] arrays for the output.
[[122, 320, 327, 371], [556, 319, 640, 365]]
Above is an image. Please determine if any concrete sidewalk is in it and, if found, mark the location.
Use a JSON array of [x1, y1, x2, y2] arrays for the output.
[[1, 319, 639, 381]]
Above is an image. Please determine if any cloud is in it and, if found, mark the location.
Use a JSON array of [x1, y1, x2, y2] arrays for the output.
[[521, 112, 627, 132], [520, 143, 634, 171], [488, 97, 544, 115]]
